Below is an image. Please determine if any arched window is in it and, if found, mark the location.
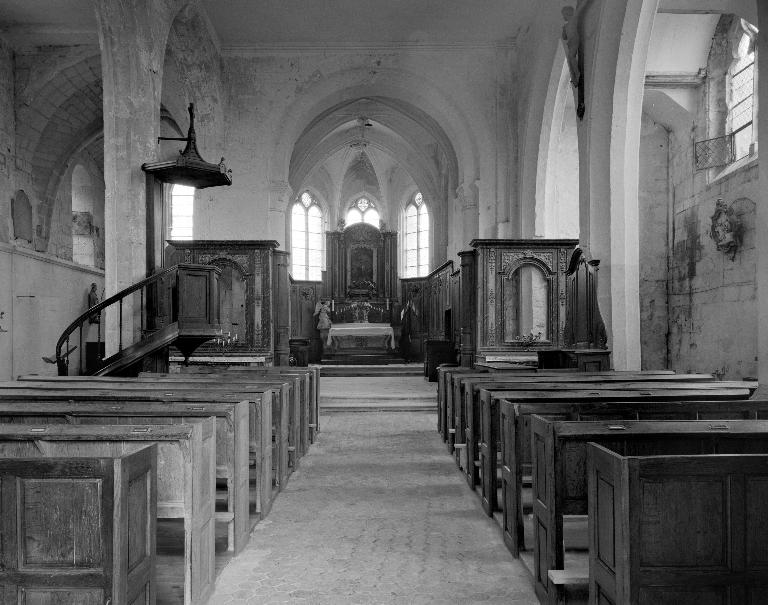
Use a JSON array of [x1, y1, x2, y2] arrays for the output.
[[404, 192, 429, 277], [728, 25, 756, 160], [291, 191, 323, 280], [345, 197, 380, 228], [170, 184, 194, 240]]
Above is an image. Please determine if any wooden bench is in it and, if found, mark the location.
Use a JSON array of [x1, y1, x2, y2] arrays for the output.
[[138, 371, 313, 457], [0, 422, 216, 605], [438, 366, 488, 445], [435, 363, 459, 433], [587, 444, 768, 605], [0, 444, 157, 605], [174, 365, 321, 441], [0, 390, 256, 556], [19, 374, 304, 470], [441, 368, 704, 448], [476, 385, 752, 523], [531, 417, 768, 605], [7, 380, 291, 492], [453, 372, 720, 479], [496, 397, 768, 561]]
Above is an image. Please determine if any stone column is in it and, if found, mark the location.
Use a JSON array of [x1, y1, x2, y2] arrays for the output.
[[575, 0, 659, 369], [272, 250, 291, 365], [95, 0, 181, 355], [269, 180, 292, 246], [757, 2, 768, 392], [457, 182, 479, 248]]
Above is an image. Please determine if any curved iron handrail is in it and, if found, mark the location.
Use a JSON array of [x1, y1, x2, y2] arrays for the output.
[[55, 265, 179, 375]]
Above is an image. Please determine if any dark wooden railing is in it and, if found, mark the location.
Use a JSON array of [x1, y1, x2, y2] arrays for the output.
[[56, 264, 220, 375]]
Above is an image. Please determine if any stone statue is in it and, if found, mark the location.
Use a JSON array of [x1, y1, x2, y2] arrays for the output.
[[88, 282, 101, 324], [314, 299, 332, 330]]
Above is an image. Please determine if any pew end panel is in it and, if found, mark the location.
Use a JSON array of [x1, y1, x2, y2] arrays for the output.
[[0, 422, 216, 605], [587, 444, 768, 605], [0, 446, 157, 605]]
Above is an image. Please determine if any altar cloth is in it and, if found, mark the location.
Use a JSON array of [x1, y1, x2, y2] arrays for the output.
[[327, 323, 395, 349]]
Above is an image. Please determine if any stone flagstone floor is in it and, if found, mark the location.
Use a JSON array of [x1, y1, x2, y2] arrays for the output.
[[208, 411, 538, 604]]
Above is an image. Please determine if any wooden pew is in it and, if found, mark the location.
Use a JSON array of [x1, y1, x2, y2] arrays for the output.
[[0, 388, 258, 555], [440, 368, 687, 447], [0, 423, 216, 605], [209, 365, 321, 439], [19, 374, 309, 458], [7, 380, 291, 490], [0, 444, 157, 605], [587, 444, 768, 605], [438, 366, 489, 445], [530, 418, 768, 605], [137, 371, 313, 457], [435, 363, 459, 433], [174, 365, 321, 441], [497, 397, 768, 559], [454, 372, 720, 477], [475, 385, 752, 522]]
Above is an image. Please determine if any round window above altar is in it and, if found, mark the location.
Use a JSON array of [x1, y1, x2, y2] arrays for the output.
[[346, 197, 380, 228]]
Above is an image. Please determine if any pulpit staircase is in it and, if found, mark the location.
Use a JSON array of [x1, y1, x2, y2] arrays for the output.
[[55, 264, 221, 376]]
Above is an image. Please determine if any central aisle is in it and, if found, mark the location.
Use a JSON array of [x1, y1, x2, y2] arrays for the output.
[[210, 410, 538, 604]]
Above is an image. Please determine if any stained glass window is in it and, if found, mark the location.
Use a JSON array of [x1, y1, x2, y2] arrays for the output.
[[170, 184, 194, 240], [404, 192, 429, 277], [291, 191, 323, 280]]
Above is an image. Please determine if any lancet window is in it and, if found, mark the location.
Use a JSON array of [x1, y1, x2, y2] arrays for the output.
[[291, 191, 323, 281], [404, 192, 429, 277]]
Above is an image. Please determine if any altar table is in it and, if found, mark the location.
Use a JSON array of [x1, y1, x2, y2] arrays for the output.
[[326, 323, 395, 349]]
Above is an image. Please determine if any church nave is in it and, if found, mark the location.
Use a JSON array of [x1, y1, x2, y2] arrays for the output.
[[208, 378, 536, 605]]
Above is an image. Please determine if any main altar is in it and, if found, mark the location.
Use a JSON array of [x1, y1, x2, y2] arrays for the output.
[[326, 323, 395, 350], [316, 221, 401, 363]]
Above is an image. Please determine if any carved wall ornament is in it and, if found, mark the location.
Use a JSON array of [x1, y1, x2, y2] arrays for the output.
[[199, 253, 250, 276], [499, 251, 554, 276], [709, 198, 740, 259]]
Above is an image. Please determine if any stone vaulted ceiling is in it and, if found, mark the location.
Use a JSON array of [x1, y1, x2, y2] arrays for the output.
[[0, 0, 534, 48]]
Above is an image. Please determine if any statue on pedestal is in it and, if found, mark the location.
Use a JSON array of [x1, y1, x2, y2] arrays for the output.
[[314, 299, 332, 330]]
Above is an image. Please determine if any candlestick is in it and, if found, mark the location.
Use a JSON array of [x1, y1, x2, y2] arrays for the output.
[[331, 299, 334, 311]]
